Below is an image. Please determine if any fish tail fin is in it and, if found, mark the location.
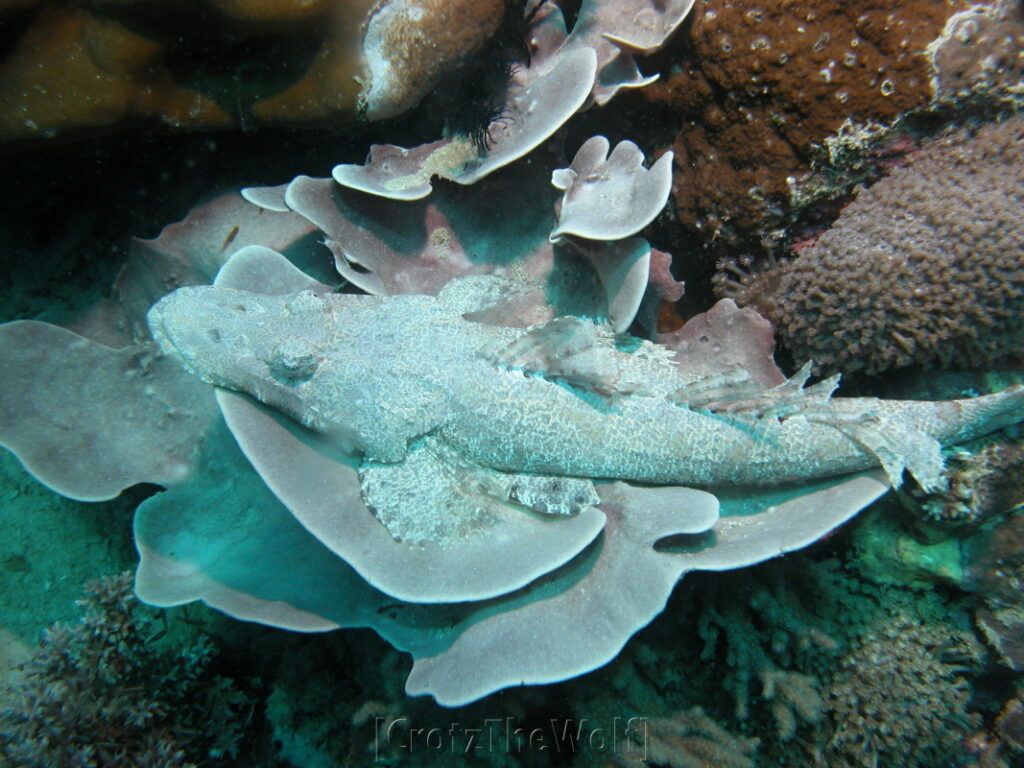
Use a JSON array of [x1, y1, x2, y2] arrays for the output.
[[940, 383, 1024, 446], [853, 383, 1024, 491]]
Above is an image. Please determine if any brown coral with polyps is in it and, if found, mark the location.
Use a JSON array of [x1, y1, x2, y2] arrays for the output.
[[719, 115, 1024, 374], [644, 0, 983, 249], [824, 615, 983, 768]]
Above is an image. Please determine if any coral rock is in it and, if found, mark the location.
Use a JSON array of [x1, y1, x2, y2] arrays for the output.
[[358, 0, 507, 120], [929, 0, 1024, 104], [643, 0, 1013, 249]]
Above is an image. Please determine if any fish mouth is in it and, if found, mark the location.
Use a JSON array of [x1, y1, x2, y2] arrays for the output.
[[147, 288, 193, 364], [146, 285, 228, 378]]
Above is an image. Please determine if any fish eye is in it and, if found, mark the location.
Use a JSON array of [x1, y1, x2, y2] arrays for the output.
[[267, 336, 320, 383]]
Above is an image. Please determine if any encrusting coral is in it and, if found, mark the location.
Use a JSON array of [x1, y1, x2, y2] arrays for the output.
[[904, 435, 1024, 527], [962, 511, 1024, 674], [0, 572, 251, 768], [641, 0, 1023, 249], [0, 6, 231, 142], [717, 114, 1024, 374]]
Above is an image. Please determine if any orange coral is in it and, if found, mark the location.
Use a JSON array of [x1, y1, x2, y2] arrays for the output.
[[0, 0, 508, 143], [0, 8, 231, 141]]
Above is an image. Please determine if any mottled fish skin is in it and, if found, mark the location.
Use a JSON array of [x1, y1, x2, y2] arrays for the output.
[[148, 285, 1024, 490]]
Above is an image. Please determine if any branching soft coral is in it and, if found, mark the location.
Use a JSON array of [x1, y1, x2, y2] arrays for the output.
[[0, 572, 251, 768], [611, 707, 760, 768], [692, 562, 837, 739]]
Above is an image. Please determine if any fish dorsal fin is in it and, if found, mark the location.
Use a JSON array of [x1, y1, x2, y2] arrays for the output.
[[675, 358, 945, 489], [734, 361, 841, 418], [671, 367, 766, 410], [482, 316, 634, 396], [673, 360, 840, 418]]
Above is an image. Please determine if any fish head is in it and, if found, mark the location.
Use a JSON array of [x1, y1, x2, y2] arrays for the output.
[[147, 285, 334, 393]]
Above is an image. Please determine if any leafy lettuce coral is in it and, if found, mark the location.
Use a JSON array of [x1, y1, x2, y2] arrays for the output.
[[0, 133, 909, 707]]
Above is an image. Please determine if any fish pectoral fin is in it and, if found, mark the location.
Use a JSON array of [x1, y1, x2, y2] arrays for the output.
[[359, 436, 600, 545], [507, 475, 601, 516], [482, 316, 634, 396], [671, 361, 843, 443]]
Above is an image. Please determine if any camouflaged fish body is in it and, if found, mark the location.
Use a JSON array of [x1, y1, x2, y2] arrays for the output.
[[148, 283, 1024, 500]]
